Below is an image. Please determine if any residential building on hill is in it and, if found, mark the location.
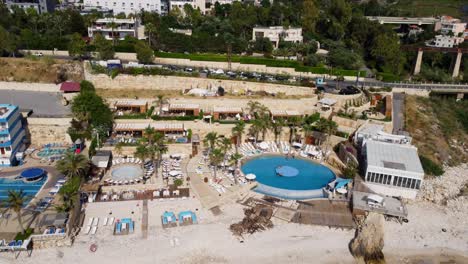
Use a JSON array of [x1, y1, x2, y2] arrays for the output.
[[4, 0, 56, 13], [88, 18, 146, 40], [252, 26, 303, 48], [0, 104, 26, 167], [83, 0, 161, 15]]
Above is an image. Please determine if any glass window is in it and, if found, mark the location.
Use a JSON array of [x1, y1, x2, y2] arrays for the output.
[[393, 176, 398, 186], [397, 177, 403, 187], [415, 180, 421, 190], [402, 177, 407, 188], [410, 179, 416, 189]]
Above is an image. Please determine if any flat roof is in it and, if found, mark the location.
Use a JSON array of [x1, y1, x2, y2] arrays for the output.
[[270, 110, 301, 117], [213, 106, 243, 113], [95, 18, 136, 23], [357, 123, 384, 136], [366, 140, 424, 174], [169, 103, 200, 110], [353, 191, 408, 218], [0, 104, 17, 119], [114, 99, 148, 107], [318, 98, 337, 106], [60, 82, 80, 93], [114, 122, 184, 131]]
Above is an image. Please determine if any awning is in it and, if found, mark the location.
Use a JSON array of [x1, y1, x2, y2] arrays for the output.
[[245, 173, 256, 180]]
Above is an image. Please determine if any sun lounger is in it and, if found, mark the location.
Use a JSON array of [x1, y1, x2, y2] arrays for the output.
[[86, 217, 94, 226], [83, 226, 91, 235], [103, 217, 108, 226], [91, 226, 97, 235], [92, 217, 99, 226]]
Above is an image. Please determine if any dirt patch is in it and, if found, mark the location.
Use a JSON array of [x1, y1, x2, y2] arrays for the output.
[[0, 57, 83, 83]]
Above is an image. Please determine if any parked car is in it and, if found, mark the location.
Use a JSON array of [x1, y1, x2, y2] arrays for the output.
[[33, 52, 43, 57]]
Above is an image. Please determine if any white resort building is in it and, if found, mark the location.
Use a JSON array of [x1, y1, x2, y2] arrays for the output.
[[83, 0, 162, 15], [363, 140, 424, 200], [252, 26, 303, 48], [88, 18, 146, 40], [0, 104, 26, 167]]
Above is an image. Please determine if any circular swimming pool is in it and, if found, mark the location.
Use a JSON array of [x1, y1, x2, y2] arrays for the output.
[[111, 165, 144, 182], [241, 155, 335, 196]]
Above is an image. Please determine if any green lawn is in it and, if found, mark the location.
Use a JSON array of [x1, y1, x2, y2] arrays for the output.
[[391, 0, 464, 17]]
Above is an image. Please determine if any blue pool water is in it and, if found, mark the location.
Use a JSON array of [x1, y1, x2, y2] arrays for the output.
[[241, 156, 335, 191], [0, 176, 48, 204], [111, 165, 143, 181], [176, 137, 188, 143]]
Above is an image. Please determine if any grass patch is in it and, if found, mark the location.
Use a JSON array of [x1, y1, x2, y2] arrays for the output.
[[391, 0, 464, 17], [376, 72, 400, 82], [14, 228, 34, 241], [419, 155, 445, 176]]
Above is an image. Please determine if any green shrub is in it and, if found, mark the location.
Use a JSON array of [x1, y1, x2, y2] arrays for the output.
[[376, 72, 400, 82], [15, 228, 34, 240], [115, 113, 148, 119], [174, 178, 183, 187], [151, 115, 200, 121], [419, 155, 444, 176]]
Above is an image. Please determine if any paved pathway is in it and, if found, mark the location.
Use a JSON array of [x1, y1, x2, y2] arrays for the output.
[[141, 199, 148, 239]]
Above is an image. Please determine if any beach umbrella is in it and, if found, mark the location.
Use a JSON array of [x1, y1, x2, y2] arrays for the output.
[[336, 188, 348, 194], [245, 173, 256, 180], [169, 170, 181, 177], [258, 142, 269, 150]]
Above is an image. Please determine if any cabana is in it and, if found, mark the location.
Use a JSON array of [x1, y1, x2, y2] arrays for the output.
[[178, 211, 197, 226], [113, 122, 185, 138], [161, 211, 177, 228], [167, 103, 200, 116], [114, 99, 148, 114], [270, 110, 302, 120], [59, 82, 80, 93], [212, 106, 243, 120]]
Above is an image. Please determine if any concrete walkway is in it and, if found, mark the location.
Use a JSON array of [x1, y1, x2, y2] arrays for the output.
[[141, 200, 148, 239]]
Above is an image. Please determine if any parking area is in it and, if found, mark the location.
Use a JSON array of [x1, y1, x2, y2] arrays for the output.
[[0, 90, 70, 117]]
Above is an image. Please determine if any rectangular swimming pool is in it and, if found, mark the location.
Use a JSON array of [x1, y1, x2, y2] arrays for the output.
[[0, 176, 47, 204]]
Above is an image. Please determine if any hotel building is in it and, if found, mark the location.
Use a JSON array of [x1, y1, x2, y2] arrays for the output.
[[0, 104, 26, 167]]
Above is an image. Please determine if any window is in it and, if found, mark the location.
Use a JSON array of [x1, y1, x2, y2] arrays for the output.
[[393, 176, 399, 186], [410, 179, 416, 189], [415, 180, 421, 189]]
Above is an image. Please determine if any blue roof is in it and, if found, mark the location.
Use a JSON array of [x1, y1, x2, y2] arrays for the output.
[[20, 168, 46, 179], [178, 211, 197, 224]]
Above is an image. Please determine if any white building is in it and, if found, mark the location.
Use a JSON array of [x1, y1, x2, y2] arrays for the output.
[[5, 0, 55, 13], [88, 18, 146, 40], [363, 140, 424, 199], [435, 16, 467, 37], [354, 122, 411, 148], [0, 104, 26, 167], [83, 0, 161, 15], [427, 35, 465, 48], [169, 0, 206, 13], [252, 26, 303, 48]]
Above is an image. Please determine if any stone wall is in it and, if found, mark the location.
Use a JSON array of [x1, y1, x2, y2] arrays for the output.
[[27, 118, 72, 146], [86, 72, 315, 96], [30, 234, 72, 249], [0, 81, 59, 92]]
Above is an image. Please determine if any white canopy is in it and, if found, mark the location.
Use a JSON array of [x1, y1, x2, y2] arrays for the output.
[[307, 150, 320, 156], [336, 188, 348, 194], [258, 142, 269, 150], [367, 194, 384, 204], [245, 173, 256, 180]]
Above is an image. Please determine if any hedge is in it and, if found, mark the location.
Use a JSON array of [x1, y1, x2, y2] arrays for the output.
[[419, 155, 445, 176], [114, 114, 148, 119], [155, 52, 364, 76], [376, 72, 400, 82]]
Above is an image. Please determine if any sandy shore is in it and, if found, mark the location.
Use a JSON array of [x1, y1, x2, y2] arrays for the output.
[[0, 199, 464, 264]]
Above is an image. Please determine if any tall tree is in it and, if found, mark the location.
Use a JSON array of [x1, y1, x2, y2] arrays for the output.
[[229, 152, 243, 185], [93, 33, 115, 60], [135, 41, 154, 64], [3, 190, 28, 234], [203, 132, 219, 153], [231, 121, 245, 154], [68, 33, 86, 58], [56, 152, 90, 179], [135, 127, 167, 176], [209, 148, 224, 181], [302, 0, 319, 33]]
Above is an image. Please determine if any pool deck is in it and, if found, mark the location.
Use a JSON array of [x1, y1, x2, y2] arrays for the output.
[[292, 199, 355, 228]]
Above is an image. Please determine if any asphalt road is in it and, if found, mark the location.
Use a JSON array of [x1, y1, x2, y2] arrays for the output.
[[0, 90, 70, 117], [392, 92, 406, 134]]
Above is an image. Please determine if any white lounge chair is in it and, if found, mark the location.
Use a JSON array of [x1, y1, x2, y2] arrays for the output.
[[103, 217, 108, 226], [91, 226, 98, 235], [92, 217, 99, 226], [83, 226, 91, 235], [86, 217, 94, 227], [109, 217, 115, 225]]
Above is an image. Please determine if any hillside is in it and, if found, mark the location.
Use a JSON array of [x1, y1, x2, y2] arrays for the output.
[[405, 95, 468, 170], [390, 0, 466, 18], [0, 57, 83, 83]]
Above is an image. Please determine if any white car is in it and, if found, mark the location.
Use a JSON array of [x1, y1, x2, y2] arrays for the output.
[[33, 52, 43, 57]]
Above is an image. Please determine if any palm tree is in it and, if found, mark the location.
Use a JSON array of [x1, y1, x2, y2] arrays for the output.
[[107, 21, 118, 46], [203, 132, 219, 153], [249, 119, 262, 142], [209, 148, 225, 181], [156, 95, 166, 116], [247, 101, 262, 117], [231, 121, 245, 154], [145, 22, 157, 47], [270, 118, 286, 144], [3, 190, 28, 234], [56, 152, 90, 179], [302, 123, 315, 143], [217, 137, 232, 167], [135, 127, 167, 174], [316, 118, 338, 155], [287, 116, 302, 144], [114, 142, 124, 157], [229, 153, 243, 185], [56, 176, 81, 212]]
